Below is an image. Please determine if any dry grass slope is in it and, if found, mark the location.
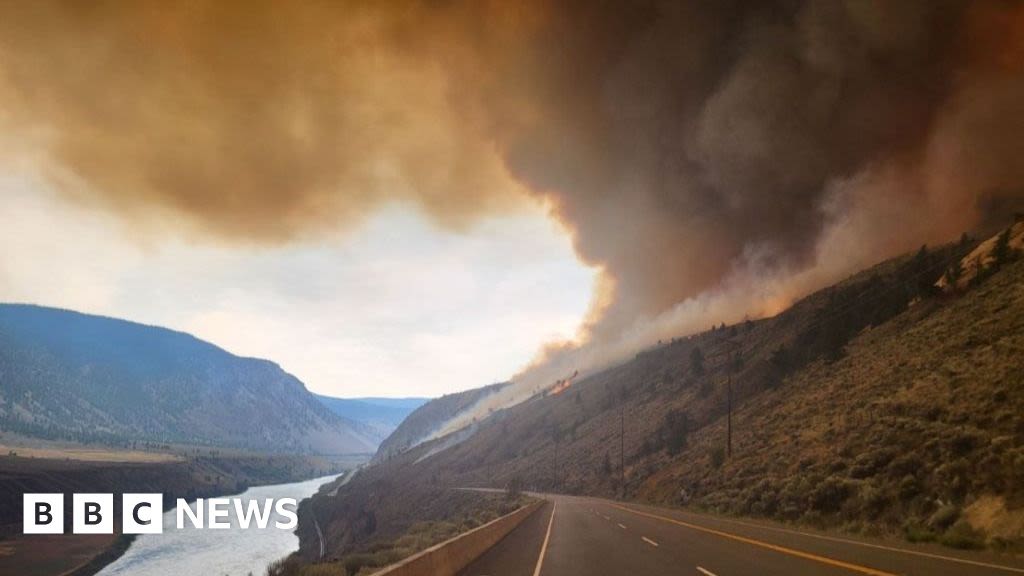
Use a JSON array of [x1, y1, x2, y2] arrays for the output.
[[643, 256, 1024, 549]]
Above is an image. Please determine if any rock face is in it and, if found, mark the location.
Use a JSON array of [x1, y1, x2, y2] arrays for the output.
[[0, 304, 375, 454]]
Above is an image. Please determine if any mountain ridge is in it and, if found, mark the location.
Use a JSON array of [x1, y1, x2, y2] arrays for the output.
[[375, 382, 509, 460], [314, 395, 429, 447], [0, 304, 375, 454]]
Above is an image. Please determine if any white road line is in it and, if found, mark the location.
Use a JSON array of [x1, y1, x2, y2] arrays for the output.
[[642, 536, 659, 547], [613, 504, 895, 576], [532, 502, 557, 576], [601, 514, 611, 520], [697, 567, 718, 576], [683, 513, 1024, 574], [617, 523, 627, 530]]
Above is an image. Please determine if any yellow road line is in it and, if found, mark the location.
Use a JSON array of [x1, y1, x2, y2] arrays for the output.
[[532, 502, 556, 576], [685, 511, 1024, 574], [611, 503, 895, 576]]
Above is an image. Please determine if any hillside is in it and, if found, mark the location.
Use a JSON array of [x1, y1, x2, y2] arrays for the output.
[[0, 305, 375, 454], [352, 227, 1023, 549], [375, 382, 508, 460], [315, 396, 429, 447]]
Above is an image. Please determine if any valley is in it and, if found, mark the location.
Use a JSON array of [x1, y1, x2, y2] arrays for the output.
[[0, 307, 380, 575]]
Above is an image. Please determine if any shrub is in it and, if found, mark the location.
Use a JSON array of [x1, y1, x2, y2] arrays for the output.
[[767, 346, 794, 388], [342, 554, 378, 575], [936, 457, 971, 500], [698, 378, 713, 398], [992, 227, 1014, 268], [939, 520, 985, 550], [663, 409, 689, 455], [849, 461, 875, 479], [690, 347, 705, 376], [944, 260, 963, 286], [810, 476, 856, 513], [903, 520, 937, 543], [948, 431, 981, 457], [927, 504, 960, 531], [897, 475, 920, 501], [506, 475, 523, 500], [637, 437, 654, 458], [887, 455, 922, 478], [300, 564, 348, 576], [745, 479, 779, 517], [710, 447, 725, 469], [857, 484, 891, 519]]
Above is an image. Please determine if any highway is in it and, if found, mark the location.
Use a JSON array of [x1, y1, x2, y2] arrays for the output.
[[458, 494, 1024, 576]]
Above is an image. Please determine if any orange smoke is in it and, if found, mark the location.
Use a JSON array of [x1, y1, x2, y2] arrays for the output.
[[2, 0, 1024, 405]]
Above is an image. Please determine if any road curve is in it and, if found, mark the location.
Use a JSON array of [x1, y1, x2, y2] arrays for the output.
[[458, 494, 1024, 576]]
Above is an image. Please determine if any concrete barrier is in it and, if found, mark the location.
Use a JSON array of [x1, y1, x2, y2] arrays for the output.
[[370, 499, 545, 576]]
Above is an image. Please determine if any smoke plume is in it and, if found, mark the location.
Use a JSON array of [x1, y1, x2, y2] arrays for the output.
[[2, 1, 1023, 420]]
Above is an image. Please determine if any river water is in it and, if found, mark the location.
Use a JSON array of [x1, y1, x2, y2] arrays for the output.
[[98, 474, 337, 576]]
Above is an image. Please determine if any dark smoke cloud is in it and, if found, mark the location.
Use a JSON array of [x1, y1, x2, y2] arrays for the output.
[[463, 0, 1023, 343], [2, 1, 1023, 404], [471, 0, 964, 334], [0, 1, 528, 241]]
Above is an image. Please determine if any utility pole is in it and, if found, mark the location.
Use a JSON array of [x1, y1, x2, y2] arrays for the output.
[[712, 337, 742, 460], [553, 439, 558, 492], [726, 358, 732, 458], [620, 400, 625, 499]]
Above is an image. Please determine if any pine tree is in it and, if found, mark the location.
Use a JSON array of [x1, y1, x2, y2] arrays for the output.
[[993, 227, 1013, 268], [689, 346, 705, 376], [944, 258, 963, 287]]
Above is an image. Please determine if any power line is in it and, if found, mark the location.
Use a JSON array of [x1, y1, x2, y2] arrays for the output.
[[787, 246, 968, 337], [695, 244, 969, 459]]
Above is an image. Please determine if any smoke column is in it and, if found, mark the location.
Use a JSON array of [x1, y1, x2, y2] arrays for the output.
[[1, 1, 1022, 429]]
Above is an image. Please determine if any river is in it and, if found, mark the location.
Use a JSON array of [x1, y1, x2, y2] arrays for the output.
[[98, 474, 337, 576]]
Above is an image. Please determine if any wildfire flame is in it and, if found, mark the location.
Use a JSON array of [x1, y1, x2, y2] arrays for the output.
[[549, 370, 579, 396]]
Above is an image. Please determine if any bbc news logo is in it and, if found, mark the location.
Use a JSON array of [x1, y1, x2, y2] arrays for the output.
[[24, 493, 298, 534]]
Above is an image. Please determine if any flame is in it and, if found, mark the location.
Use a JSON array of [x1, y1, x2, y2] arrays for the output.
[[549, 369, 579, 396]]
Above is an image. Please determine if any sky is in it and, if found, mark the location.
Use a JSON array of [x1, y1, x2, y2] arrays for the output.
[[0, 173, 595, 397], [0, 1, 1022, 406]]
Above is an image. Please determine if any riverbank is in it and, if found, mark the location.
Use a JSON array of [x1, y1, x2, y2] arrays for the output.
[[99, 474, 342, 576], [0, 450, 365, 576]]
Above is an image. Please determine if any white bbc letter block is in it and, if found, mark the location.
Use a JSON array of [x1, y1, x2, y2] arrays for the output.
[[123, 494, 164, 534], [177, 498, 203, 529], [73, 493, 113, 534], [208, 498, 231, 529], [24, 494, 64, 534]]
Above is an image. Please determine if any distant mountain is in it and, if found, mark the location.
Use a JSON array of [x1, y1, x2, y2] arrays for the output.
[[0, 305, 375, 454], [375, 382, 508, 460], [315, 395, 429, 446]]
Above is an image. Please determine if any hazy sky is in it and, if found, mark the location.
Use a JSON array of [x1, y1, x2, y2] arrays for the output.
[[0, 174, 595, 397], [1, 1, 1020, 405]]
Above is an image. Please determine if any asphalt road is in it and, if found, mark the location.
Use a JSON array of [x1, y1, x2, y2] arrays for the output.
[[458, 494, 1024, 576]]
